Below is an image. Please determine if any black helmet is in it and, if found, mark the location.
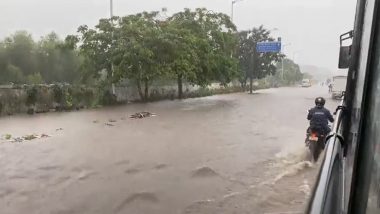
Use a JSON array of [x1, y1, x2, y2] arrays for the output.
[[315, 97, 326, 107]]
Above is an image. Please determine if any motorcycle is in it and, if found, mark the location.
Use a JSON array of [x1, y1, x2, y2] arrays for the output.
[[305, 128, 326, 162]]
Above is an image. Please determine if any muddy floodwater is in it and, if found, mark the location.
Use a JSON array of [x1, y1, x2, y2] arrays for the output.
[[0, 86, 338, 214]]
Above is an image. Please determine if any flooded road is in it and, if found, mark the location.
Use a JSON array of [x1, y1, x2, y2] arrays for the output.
[[0, 86, 338, 214]]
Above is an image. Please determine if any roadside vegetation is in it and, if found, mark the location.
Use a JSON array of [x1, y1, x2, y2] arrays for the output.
[[0, 8, 305, 115]]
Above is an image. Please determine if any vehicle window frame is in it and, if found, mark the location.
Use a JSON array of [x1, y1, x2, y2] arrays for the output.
[[347, 0, 380, 212]]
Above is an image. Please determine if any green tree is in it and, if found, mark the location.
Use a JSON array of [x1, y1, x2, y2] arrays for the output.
[[37, 32, 80, 83], [2, 31, 38, 77], [0, 40, 25, 84], [302, 72, 313, 80], [237, 26, 283, 91], [114, 12, 166, 101], [0, 31, 81, 84], [0, 43, 9, 84], [36, 32, 61, 82], [3, 64, 24, 84], [77, 20, 115, 82], [163, 12, 200, 98], [275, 58, 303, 85], [167, 8, 238, 98], [76, 9, 239, 101]]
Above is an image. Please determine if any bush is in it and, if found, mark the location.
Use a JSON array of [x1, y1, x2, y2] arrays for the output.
[[83, 88, 96, 107], [0, 89, 27, 115], [98, 89, 117, 105], [26, 86, 38, 106], [93, 80, 118, 105], [52, 84, 64, 104], [64, 89, 73, 110], [185, 87, 212, 98], [35, 86, 52, 113], [26, 73, 44, 84], [49, 84, 97, 110], [0, 84, 101, 116], [51, 84, 74, 111], [70, 86, 95, 108]]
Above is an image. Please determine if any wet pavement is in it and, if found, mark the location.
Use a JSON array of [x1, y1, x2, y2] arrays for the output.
[[0, 86, 339, 214]]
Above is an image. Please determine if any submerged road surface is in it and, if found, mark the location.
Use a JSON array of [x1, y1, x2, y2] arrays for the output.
[[0, 86, 338, 214]]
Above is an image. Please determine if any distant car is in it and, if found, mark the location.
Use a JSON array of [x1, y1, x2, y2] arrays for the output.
[[301, 79, 312, 87]]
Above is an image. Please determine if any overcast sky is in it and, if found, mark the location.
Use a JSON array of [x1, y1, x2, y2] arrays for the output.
[[0, 0, 357, 71]]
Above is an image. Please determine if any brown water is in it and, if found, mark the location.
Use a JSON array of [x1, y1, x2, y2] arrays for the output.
[[0, 86, 338, 214]]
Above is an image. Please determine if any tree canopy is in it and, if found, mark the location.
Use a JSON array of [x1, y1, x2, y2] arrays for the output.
[[0, 31, 81, 84], [76, 8, 239, 100], [0, 8, 295, 101], [276, 58, 303, 85]]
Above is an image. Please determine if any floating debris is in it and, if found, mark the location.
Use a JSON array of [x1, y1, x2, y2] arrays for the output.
[[105, 123, 115, 126], [56, 128, 63, 131], [77, 170, 97, 180], [129, 112, 157, 119], [125, 168, 140, 175], [4, 134, 12, 140], [23, 134, 38, 141], [154, 164, 168, 170], [5, 133, 52, 143], [108, 119, 117, 123], [41, 134, 51, 138], [11, 137, 24, 143]]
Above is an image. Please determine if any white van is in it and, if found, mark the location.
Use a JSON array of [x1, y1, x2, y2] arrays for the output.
[[301, 79, 311, 87]]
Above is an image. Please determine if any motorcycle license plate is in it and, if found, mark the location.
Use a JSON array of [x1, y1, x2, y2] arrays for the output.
[[309, 136, 319, 141]]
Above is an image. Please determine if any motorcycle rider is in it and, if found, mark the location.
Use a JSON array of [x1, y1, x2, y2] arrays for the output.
[[307, 97, 334, 137], [328, 83, 333, 93]]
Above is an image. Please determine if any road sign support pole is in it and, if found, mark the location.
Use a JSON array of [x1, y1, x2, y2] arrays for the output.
[[254, 41, 281, 93], [250, 45, 255, 94]]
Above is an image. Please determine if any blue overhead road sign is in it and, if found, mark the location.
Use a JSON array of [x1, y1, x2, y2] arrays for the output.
[[256, 42, 281, 53]]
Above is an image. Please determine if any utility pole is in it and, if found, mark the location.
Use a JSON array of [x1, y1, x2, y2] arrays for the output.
[[110, 0, 116, 95], [110, 0, 113, 18], [231, 0, 243, 22], [250, 42, 256, 94], [231, 1, 234, 22]]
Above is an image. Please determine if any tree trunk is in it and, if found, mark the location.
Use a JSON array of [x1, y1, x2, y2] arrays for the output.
[[144, 79, 149, 101], [177, 74, 183, 99], [249, 76, 253, 94], [239, 79, 245, 90], [243, 76, 248, 91], [136, 80, 144, 101]]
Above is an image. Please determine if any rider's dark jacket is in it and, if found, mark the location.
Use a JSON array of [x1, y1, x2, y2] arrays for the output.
[[307, 106, 334, 135]]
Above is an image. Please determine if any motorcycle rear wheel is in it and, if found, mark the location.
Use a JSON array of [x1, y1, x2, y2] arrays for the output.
[[308, 141, 322, 162]]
